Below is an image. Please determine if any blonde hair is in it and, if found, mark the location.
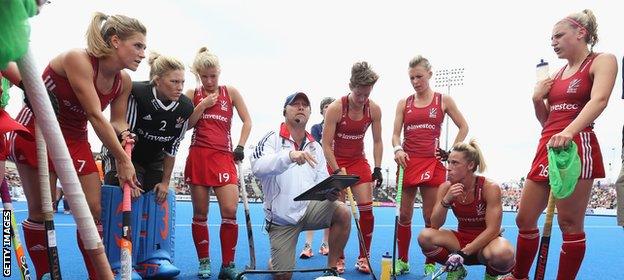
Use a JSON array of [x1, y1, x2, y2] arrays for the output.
[[147, 52, 185, 84], [349, 61, 379, 87], [86, 12, 146, 58], [408, 55, 432, 71], [563, 9, 599, 51], [452, 139, 487, 173], [191, 47, 220, 76]]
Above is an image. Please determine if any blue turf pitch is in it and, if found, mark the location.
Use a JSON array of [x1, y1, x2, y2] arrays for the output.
[[5, 201, 623, 279]]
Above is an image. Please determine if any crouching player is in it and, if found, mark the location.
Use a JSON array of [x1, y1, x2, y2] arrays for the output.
[[102, 52, 192, 278], [417, 140, 515, 280]]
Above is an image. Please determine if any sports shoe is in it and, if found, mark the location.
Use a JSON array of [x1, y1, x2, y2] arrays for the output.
[[319, 242, 329, 255], [218, 262, 246, 280], [392, 259, 410, 275], [299, 243, 314, 259], [445, 265, 467, 280], [335, 258, 346, 274], [424, 262, 437, 277], [355, 257, 371, 274], [197, 257, 211, 279]]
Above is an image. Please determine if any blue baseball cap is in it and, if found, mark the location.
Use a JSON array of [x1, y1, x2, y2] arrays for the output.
[[283, 92, 310, 109]]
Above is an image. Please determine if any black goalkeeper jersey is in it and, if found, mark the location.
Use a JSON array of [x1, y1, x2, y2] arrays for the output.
[[126, 81, 193, 165]]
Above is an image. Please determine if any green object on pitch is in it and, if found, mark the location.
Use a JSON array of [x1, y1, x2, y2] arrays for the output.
[[0, 0, 38, 70], [547, 142, 581, 199]]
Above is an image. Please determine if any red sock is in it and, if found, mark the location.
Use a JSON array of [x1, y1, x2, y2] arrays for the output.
[[424, 224, 435, 265], [512, 228, 540, 279], [397, 221, 411, 262], [22, 220, 49, 279], [486, 263, 514, 277], [220, 218, 238, 266], [192, 217, 209, 259], [557, 232, 585, 280], [423, 246, 450, 265], [77, 221, 103, 280], [357, 202, 374, 258]]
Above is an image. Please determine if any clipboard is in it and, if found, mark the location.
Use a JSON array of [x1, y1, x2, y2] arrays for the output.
[[293, 175, 360, 201]]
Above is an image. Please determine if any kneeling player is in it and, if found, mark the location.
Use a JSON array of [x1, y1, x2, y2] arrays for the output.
[[102, 52, 192, 279], [417, 140, 515, 280]]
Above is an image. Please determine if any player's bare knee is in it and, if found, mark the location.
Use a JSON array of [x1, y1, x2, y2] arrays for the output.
[[488, 246, 515, 267], [398, 211, 412, 224], [515, 213, 536, 230], [220, 205, 237, 218], [417, 228, 436, 245], [557, 216, 582, 233]]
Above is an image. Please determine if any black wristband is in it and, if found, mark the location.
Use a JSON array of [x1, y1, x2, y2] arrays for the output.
[[332, 168, 342, 175], [117, 128, 131, 141]]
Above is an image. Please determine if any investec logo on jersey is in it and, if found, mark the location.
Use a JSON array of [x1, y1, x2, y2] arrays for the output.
[[201, 113, 228, 123], [550, 103, 579, 112], [336, 132, 364, 140], [566, 78, 581, 94], [136, 128, 175, 142], [406, 123, 435, 131]]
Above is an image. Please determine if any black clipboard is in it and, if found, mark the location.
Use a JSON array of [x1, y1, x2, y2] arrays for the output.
[[293, 175, 360, 201]]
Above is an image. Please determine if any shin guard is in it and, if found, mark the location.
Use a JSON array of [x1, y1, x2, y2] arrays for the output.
[[135, 188, 179, 278], [101, 185, 143, 279]]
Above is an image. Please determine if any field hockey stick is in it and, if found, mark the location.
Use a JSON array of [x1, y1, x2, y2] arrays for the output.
[[344, 168, 377, 280], [35, 125, 62, 279], [534, 192, 556, 280], [391, 166, 404, 279], [1, 183, 32, 280], [120, 140, 134, 280], [11, 207, 32, 280], [237, 162, 256, 270]]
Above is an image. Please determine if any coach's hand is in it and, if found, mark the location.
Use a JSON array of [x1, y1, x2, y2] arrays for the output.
[[325, 187, 341, 201], [371, 167, 383, 188], [289, 150, 317, 167], [155, 182, 168, 203], [233, 145, 245, 162]]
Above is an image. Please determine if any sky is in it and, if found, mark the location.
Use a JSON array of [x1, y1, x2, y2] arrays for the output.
[[6, 0, 623, 184]]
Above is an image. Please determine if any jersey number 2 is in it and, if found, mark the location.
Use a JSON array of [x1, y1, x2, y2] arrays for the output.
[[159, 120, 167, 131]]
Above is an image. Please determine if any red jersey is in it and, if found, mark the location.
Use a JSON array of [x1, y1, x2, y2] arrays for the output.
[[333, 95, 371, 159], [190, 86, 233, 152], [21, 55, 122, 141], [451, 176, 487, 235], [402, 92, 444, 157], [542, 53, 598, 135]]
